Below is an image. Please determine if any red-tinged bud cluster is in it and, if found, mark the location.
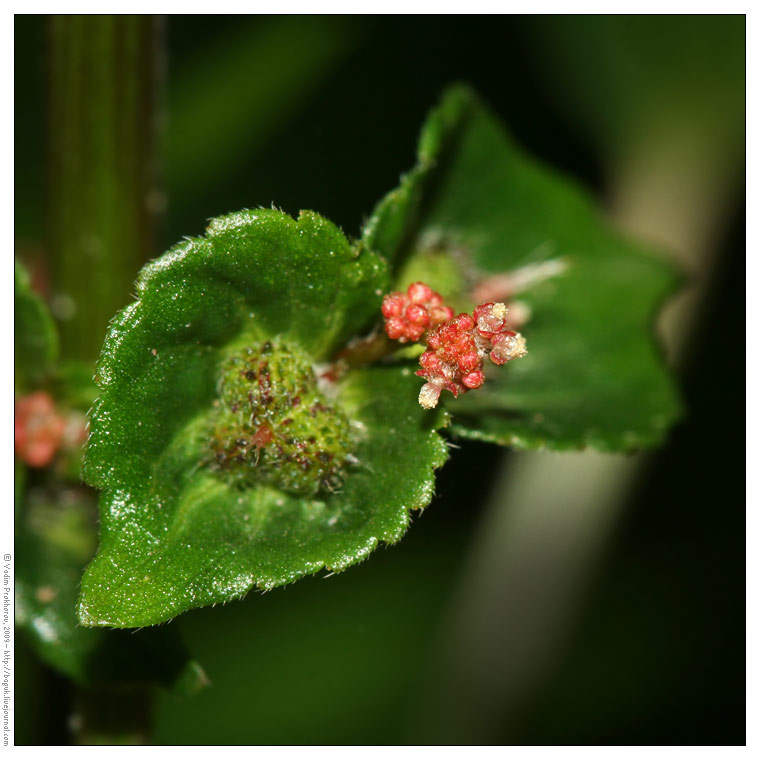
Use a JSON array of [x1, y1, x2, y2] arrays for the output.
[[473, 302, 528, 366], [423, 314, 483, 392], [416, 303, 527, 409], [381, 284, 528, 409], [15, 392, 66, 468], [381, 282, 454, 343]]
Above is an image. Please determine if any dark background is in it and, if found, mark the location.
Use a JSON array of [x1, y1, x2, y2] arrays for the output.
[[15, 15, 745, 744]]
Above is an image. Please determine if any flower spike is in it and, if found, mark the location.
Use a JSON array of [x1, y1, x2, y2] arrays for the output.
[[382, 284, 528, 409]]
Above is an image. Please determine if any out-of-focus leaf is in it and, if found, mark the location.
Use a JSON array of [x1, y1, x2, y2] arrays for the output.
[[15, 259, 58, 390], [79, 208, 448, 627], [15, 487, 207, 694], [55, 359, 100, 410], [363, 86, 681, 451], [167, 16, 359, 204], [526, 16, 745, 158]]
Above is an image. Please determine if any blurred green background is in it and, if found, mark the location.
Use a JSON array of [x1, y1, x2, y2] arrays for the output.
[[15, 15, 745, 744]]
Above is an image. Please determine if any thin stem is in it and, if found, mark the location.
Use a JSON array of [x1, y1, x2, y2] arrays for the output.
[[333, 330, 399, 370]]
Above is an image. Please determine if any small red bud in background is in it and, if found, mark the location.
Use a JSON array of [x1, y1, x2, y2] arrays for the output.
[[15, 392, 66, 468]]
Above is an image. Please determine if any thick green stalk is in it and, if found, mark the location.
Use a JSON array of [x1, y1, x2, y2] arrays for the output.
[[47, 15, 162, 360], [45, 15, 164, 744]]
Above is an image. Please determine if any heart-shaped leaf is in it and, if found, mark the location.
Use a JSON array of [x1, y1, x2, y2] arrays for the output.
[[363, 85, 681, 450], [79, 209, 448, 627]]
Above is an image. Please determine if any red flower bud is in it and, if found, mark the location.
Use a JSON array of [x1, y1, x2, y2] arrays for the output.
[[404, 323, 427, 342], [381, 292, 406, 319], [407, 281, 433, 304], [451, 313, 475, 332], [405, 304, 430, 327], [385, 317, 405, 340], [462, 370, 485, 389], [457, 351, 481, 374], [429, 304, 454, 326]]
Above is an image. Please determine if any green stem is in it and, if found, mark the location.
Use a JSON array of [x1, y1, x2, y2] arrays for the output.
[[46, 15, 164, 744], [46, 15, 163, 361], [334, 331, 397, 369]]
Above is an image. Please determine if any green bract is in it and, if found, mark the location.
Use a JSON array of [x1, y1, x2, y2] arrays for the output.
[[79, 209, 448, 627], [208, 338, 354, 496]]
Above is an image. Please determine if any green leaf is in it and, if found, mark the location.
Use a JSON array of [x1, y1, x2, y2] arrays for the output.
[[361, 88, 466, 269], [79, 208, 448, 627], [15, 259, 58, 390], [363, 85, 681, 451], [15, 487, 207, 694]]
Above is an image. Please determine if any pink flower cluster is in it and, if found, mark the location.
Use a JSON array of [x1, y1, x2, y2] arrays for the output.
[[381, 283, 527, 409], [381, 282, 454, 343]]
